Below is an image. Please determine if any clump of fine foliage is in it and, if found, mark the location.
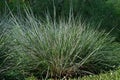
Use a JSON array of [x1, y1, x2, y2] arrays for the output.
[[8, 10, 120, 79]]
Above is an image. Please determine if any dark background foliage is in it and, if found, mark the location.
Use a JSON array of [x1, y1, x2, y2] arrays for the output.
[[0, 0, 120, 41]]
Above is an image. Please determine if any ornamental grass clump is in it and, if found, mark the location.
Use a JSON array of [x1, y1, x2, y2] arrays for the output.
[[10, 11, 120, 79]]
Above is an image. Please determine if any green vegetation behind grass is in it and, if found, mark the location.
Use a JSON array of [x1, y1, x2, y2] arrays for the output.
[[81, 69, 120, 80], [25, 69, 120, 80]]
